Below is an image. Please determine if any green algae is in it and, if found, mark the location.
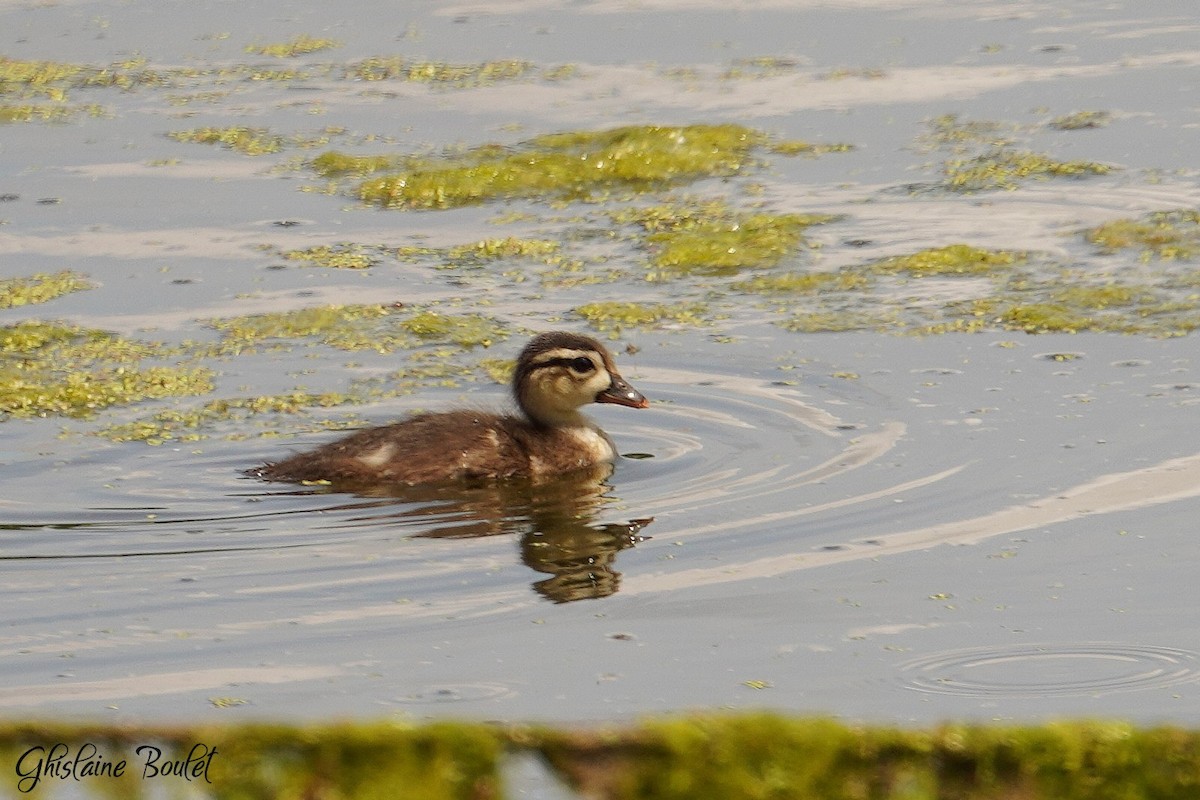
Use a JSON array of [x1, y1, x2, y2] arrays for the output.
[[205, 303, 509, 353], [311, 150, 409, 177], [349, 56, 536, 86], [245, 35, 341, 58], [0, 270, 92, 308], [781, 310, 894, 333], [998, 302, 1103, 334], [1048, 110, 1112, 130], [345, 124, 840, 210], [0, 103, 104, 123], [944, 148, 1112, 191], [921, 114, 1016, 150], [281, 243, 378, 270], [169, 126, 341, 156], [576, 301, 711, 333], [869, 244, 1023, 277], [444, 236, 561, 263], [168, 126, 287, 156], [98, 391, 368, 445], [732, 270, 869, 294], [398, 310, 506, 347], [0, 322, 212, 419], [1084, 210, 1200, 261], [617, 201, 837, 277], [0, 56, 85, 100]]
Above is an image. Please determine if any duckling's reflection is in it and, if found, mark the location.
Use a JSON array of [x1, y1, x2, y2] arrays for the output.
[[323, 463, 651, 603]]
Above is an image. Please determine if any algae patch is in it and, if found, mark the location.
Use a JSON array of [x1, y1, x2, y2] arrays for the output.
[[203, 303, 507, 353], [335, 124, 848, 210], [245, 35, 341, 58], [1084, 210, 1200, 261], [868, 244, 1023, 277], [0, 322, 213, 419], [0, 270, 92, 308], [944, 148, 1112, 191], [575, 301, 710, 333], [618, 201, 837, 277]]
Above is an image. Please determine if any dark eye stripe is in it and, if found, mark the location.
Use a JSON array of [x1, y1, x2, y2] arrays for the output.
[[531, 355, 597, 373]]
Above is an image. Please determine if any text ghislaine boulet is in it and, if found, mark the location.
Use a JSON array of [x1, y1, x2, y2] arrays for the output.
[[14, 742, 216, 793]]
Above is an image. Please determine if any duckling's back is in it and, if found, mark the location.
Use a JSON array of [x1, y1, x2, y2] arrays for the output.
[[255, 410, 613, 486]]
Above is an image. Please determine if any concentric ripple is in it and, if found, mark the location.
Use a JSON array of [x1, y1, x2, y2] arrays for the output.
[[898, 643, 1200, 698]]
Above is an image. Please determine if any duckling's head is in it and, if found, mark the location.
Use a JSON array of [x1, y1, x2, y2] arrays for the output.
[[513, 331, 649, 427]]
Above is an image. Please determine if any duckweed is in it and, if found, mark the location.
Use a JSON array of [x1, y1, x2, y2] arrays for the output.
[[0, 56, 84, 99], [781, 310, 893, 333], [944, 148, 1112, 191], [0, 103, 102, 123], [1084, 210, 1200, 260], [205, 304, 508, 353], [246, 35, 341, 58], [1048, 110, 1112, 130], [444, 236, 561, 263], [624, 202, 836, 276], [575, 300, 710, 332], [766, 139, 853, 156], [0, 270, 92, 308], [282, 243, 378, 270], [98, 391, 363, 444], [869, 244, 1023, 277], [732, 270, 868, 293], [398, 311, 507, 348], [310, 150, 408, 177], [921, 114, 1015, 150], [349, 124, 840, 210], [347, 56, 537, 86], [168, 126, 286, 156], [206, 304, 404, 351], [0, 322, 212, 419]]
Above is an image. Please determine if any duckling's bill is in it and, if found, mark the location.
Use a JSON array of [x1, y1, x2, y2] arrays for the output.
[[596, 375, 649, 409]]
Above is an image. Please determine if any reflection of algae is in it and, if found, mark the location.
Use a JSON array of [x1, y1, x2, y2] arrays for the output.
[[5, 716, 1199, 800], [344, 124, 848, 210], [0, 270, 92, 308]]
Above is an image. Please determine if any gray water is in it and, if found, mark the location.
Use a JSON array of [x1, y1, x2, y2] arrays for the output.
[[2, 0, 1199, 727]]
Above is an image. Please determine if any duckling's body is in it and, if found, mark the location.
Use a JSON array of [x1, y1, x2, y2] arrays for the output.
[[252, 331, 647, 486]]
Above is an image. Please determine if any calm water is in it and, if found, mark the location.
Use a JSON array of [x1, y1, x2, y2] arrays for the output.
[[2, 0, 1199, 724]]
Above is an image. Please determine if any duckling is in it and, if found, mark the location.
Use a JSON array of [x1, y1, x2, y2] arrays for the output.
[[251, 331, 648, 486]]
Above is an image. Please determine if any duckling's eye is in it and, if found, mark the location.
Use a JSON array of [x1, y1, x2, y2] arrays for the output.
[[568, 356, 595, 374]]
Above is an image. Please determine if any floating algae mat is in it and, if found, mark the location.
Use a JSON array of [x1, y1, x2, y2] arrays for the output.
[[314, 124, 849, 210], [3, 716, 1200, 799]]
